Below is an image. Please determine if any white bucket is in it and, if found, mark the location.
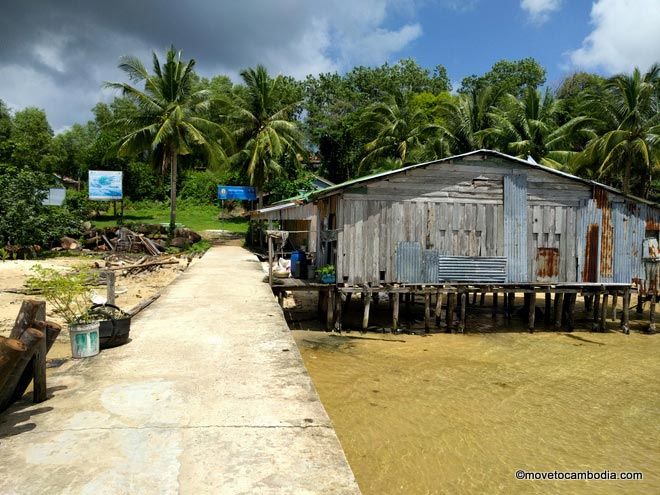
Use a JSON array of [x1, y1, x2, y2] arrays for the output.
[[69, 321, 100, 358]]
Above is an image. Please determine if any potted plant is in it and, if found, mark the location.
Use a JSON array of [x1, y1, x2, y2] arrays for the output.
[[27, 265, 101, 358], [317, 264, 336, 284]]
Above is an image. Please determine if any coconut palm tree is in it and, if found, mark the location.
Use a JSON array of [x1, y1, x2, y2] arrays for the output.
[[572, 65, 660, 196], [106, 46, 225, 235], [220, 65, 305, 206], [435, 86, 502, 154], [359, 91, 442, 173], [479, 87, 592, 168]]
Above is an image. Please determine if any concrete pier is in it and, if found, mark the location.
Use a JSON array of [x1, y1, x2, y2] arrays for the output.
[[0, 245, 360, 494]]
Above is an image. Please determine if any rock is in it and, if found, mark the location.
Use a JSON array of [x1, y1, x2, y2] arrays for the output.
[[153, 239, 167, 249], [169, 237, 191, 249], [82, 221, 92, 231], [174, 228, 202, 244]]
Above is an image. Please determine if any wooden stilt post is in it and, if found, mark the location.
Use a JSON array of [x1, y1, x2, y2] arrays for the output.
[[584, 294, 593, 312], [592, 293, 601, 331], [565, 293, 576, 331], [343, 292, 352, 313], [372, 292, 379, 309], [637, 293, 644, 314], [446, 292, 456, 333], [554, 292, 564, 330], [405, 292, 411, 320], [277, 291, 284, 307], [621, 289, 631, 334], [362, 289, 371, 332], [435, 291, 443, 327], [648, 292, 656, 334], [326, 289, 335, 331], [480, 292, 485, 306], [392, 292, 400, 333], [334, 291, 343, 332], [268, 235, 274, 287], [424, 293, 431, 333], [507, 293, 515, 319], [458, 291, 466, 333], [611, 292, 618, 321], [32, 335, 47, 403], [105, 270, 116, 305], [545, 292, 552, 323], [599, 293, 608, 332], [388, 293, 394, 310], [528, 292, 536, 332], [471, 291, 477, 305], [492, 292, 498, 319]]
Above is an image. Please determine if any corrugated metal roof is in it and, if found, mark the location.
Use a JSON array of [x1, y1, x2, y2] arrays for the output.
[[306, 150, 659, 207], [437, 256, 507, 283]]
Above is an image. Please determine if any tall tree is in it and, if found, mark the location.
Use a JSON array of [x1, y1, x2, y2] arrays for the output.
[[460, 58, 546, 98], [573, 65, 660, 196], [106, 46, 224, 234], [10, 107, 53, 169], [480, 87, 591, 167], [359, 91, 442, 173], [221, 65, 305, 205]]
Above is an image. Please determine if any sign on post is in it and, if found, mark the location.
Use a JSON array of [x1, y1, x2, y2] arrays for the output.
[[217, 185, 256, 201], [89, 171, 123, 201]]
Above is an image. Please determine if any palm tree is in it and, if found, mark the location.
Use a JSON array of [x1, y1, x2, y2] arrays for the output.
[[106, 46, 224, 234], [480, 87, 591, 168], [436, 86, 501, 154], [359, 91, 442, 173], [573, 65, 660, 196], [220, 65, 305, 206]]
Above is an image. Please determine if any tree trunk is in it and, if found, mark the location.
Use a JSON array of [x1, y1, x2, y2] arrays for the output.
[[169, 151, 177, 238], [623, 158, 631, 195]]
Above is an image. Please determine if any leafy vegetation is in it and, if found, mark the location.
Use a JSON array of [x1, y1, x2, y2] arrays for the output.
[[0, 54, 658, 254], [26, 265, 94, 324]]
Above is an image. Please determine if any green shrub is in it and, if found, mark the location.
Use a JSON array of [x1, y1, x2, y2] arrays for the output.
[[0, 166, 82, 248], [125, 161, 167, 200]]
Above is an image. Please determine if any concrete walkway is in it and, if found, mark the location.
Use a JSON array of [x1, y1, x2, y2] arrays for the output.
[[0, 245, 360, 494]]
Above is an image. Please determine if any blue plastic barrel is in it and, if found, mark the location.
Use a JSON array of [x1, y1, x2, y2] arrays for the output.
[[290, 250, 308, 278]]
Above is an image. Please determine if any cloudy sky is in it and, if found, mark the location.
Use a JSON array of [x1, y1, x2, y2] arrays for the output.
[[1, 0, 658, 131]]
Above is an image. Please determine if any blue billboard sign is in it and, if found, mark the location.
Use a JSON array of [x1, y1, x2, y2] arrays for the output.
[[89, 170, 123, 200], [217, 185, 256, 201]]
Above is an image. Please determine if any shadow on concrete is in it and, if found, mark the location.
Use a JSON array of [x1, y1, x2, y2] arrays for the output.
[[0, 385, 67, 439]]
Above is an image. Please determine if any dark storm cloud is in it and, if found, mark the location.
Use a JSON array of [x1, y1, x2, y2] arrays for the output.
[[0, 0, 425, 129]]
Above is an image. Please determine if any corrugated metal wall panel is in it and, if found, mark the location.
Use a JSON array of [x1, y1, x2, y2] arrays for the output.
[[612, 202, 632, 283], [504, 174, 528, 282], [422, 249, 439, 283], [395, 241, 422, 283], [438, 256, 507, 283]]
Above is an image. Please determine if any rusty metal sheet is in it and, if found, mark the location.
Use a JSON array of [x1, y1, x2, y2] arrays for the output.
[[504, 174, 528, 282], [395, 241, 422, 283], [595, 187, 614, 281], [437, 256, 507, 283], [536, 247, 559, 282], [577, 199, 602, 283]]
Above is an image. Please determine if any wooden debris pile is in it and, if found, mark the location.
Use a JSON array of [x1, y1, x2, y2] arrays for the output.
[[58, 225, 202, 254], [97, 254, 181, 275]]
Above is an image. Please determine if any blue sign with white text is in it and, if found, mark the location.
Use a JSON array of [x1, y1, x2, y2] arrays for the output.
[[217, 185, 256, 201]]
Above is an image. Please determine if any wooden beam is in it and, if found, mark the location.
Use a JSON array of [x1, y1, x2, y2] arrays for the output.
[[592, 293, 601, 331], [598, 293, 608, 332], [610, 292, 618, 321], [424, 293, 431, 333], [362, 289, 371, 332], [446, 292, 456, 333], [649, 292, 656, 334], [105, 270, 116, 305], [458, 292, 466, 333]]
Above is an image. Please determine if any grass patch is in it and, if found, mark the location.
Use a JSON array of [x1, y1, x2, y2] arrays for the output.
[[92, 203, 249, 233]]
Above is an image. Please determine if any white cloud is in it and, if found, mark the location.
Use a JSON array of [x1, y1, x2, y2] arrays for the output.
[[568, 0, 660, 73], [520, 0, 562, 24], [0, 0, 424, 129]]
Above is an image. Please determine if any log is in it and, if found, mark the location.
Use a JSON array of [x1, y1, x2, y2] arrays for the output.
[[0, 337, 28, 390], [10, 300, 46, 340], [11, 321, 62, 402], [105, 270, 116, 305], [127, 294, 161, 317], [106, 259, 178, 271], [0, 328, 44, 412], [60, 236, 79, 250]]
